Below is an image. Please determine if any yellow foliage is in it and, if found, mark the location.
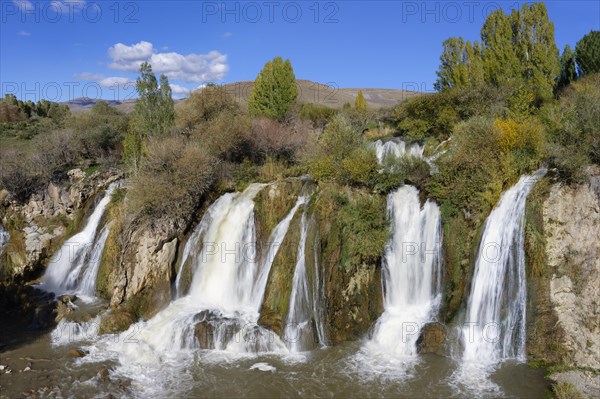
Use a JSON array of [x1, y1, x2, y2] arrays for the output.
[[494, 117, 544, 156], [494, 117, 521, 153]]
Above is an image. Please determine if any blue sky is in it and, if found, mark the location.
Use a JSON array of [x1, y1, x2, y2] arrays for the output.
[[1, 0, 598, 101]]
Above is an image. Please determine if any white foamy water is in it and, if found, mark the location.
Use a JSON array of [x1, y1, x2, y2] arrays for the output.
[[79, 184, 309, 396], [357, 140, 442, 376], [453, 168, 546, 395], [39, 183, 116, 298]]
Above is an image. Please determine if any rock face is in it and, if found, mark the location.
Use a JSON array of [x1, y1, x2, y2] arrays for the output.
[[416, 322, 448, 356], [0, 168, 122, 281], [97, 217, 179, 332], [543, 176, 600, 370]]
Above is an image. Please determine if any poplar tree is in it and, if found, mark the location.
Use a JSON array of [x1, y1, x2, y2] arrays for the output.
[[354, 90, 368, 111], [575, 30, 600, 76], [248, 57, 298, 120]]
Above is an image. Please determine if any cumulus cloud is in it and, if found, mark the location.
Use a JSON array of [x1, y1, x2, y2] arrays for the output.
[[98, 77, 135, 88], [74, 72, 105, 80], [107, 41, 228, 83], [13, 0, 33, 11], [17, 30, 31, 36], [170, 84, 190, 95]]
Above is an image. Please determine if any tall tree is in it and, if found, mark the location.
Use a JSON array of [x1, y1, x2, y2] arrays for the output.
[[248, 57, 298, 120], [481, 9, 521, 86], [557, 45, 577, 90], [354, 90, 368, 111], [435, 37, 468, 90], [575, 30, 600, 76], [125, 62, 175, 171], [511, 3, 559, 100], [133, 62, 174, 135]]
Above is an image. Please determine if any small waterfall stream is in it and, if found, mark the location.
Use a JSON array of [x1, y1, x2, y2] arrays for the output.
[[284, 206, 327, 352], [362, 139, 442, 365], [40, 183, 116, 298], [0, 222, 9, 255], [454, 168, 546, 393]]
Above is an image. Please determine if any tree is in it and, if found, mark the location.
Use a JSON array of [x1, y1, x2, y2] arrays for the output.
[[575, 30, 600, 76], [125, 62, 175, 169], [248, 57, 298, 120], [435, 37, 468, 90], [435, 2, 559, 100], [557, 45, 577, 90], [510, 2, 559, 101], [132, 62, 174, 136], [354, 90, 368, 111]]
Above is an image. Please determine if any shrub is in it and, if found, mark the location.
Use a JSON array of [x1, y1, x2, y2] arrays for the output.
[[193, 112, 251, 161], [127, 135, 217, 221], [298, 103, 337, 129], [0, 152, 44, 202], [176, 85, 238, 133], [540, 73, 600, 182], [340, 147, 379, 187], [248, 117, 309, 161]]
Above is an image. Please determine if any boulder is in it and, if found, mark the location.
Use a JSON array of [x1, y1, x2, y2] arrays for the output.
[[416, 322, 448, 356]]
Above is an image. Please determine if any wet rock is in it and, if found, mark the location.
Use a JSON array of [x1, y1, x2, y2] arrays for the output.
[[66, 348, 87, 357], [55, 295, 77, 322], [99, 308, 137, 334], [416, 322, 448, 356], [98, 368, 110, 383], [194, 310, 242, 349]]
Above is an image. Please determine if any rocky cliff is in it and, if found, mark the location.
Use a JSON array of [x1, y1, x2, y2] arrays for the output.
[[0, 168, 122, 281], [526, 167, 600, 398]]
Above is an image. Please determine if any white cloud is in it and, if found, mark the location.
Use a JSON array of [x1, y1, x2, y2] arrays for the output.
[[13, 0, 33, 11], [170, 84, 190, 95], [99, 77, 135, 88], [74, 72, 105, 80], [223, 32, 233, 38], [17, 30, 31, 36], [107, 41, 228, 83]]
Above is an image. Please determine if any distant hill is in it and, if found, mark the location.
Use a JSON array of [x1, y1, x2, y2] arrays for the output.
[[221, 80, 420, 109], [64, 80, 420, 112], [64, 98, 138, 113]]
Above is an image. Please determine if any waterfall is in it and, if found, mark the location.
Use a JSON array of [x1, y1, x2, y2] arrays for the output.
[[365, 139, 442, 360], [88, 183, 307, 363], [284, 207, 322, 352], [76, 223, 110, 297], [0, 222, 9, 255], [456, 168, 546, 388], [40, 183, 116, 297]]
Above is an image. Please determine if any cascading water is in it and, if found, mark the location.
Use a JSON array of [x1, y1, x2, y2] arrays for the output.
[[81, 183, 307, 379], [40, 183, 116, 297], [0, 222, 9, 254], [76, 223, 110, 297], [284, 206, 327, 353], [454, 168, 546, 392], [363, 139, 442, 365], [367, 186, 442, 357]]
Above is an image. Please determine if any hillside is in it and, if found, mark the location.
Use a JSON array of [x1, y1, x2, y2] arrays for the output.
[[63, 80, 420, 112]]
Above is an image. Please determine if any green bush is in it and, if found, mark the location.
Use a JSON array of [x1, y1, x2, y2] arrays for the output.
[[540, 73, 600, 182], [299, 103, 337, 129], [316, 185, 388, 273]]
